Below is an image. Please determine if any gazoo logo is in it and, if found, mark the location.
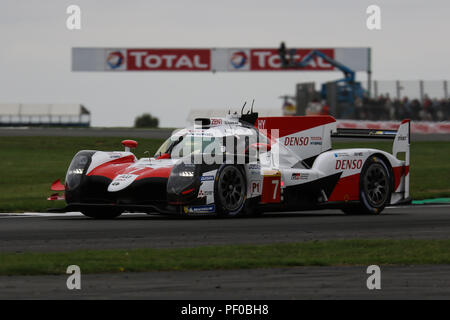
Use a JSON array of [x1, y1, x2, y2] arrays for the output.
[[127, 49, 210, 71], [284, 136, 309, 146], [336, 159, 363, 170]]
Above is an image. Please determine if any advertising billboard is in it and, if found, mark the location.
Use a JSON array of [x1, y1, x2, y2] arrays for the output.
[[72, 47, 370, 72]]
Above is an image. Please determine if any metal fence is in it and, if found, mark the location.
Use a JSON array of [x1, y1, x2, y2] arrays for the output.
[[367, 80, 449, 101], [354, 80, 450, 121]]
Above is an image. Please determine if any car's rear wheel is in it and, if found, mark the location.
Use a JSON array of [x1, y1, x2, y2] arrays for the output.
[[214, 165, 248, 216], [342, 156, 392, 215], [81, 208, 123, 219]]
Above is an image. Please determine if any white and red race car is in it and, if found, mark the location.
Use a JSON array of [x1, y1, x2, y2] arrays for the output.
[[49, 111, 411, 218]]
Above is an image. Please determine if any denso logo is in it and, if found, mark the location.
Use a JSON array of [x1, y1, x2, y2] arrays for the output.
[[336, 159, 363, 170], [284, 136, 309, 146], [126, 49, 210, 71]]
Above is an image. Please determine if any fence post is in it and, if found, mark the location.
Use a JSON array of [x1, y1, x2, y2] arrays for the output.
[[396, 80, 401, 100], [374, 80, 378, 98], [419, 80, 424, 102], [444, 80, 448, 99]]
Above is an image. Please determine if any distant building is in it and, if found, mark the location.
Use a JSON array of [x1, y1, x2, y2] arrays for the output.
[[0, 104, 91, 127]]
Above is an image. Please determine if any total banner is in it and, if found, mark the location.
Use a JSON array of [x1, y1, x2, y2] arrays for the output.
[[72, 47, 370, 72]]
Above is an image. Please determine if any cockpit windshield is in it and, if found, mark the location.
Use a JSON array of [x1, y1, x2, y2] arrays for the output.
[[154, 130, 219, 158], [153, 123, 305, 168]]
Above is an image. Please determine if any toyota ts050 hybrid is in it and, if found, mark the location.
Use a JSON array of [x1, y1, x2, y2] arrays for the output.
[[49, 111, 411, 219]]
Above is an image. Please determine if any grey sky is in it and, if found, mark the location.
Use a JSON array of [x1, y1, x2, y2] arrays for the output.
[[0, 0, 449, 127]]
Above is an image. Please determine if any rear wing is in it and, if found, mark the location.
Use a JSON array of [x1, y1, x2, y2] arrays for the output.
[[332, 119, 411, 198]]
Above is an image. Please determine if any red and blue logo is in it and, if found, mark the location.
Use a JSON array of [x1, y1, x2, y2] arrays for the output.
[[106, 51, 125, 69], [230, 51, 248, 69]]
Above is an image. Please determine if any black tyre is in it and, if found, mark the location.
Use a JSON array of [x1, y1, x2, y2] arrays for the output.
[[81, 208, 123, 219], [342, 156, 392, 215], [214, 165, 248, 216]]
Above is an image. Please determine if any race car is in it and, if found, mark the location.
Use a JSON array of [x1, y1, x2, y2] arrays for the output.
[[48, 111, 411, 219]]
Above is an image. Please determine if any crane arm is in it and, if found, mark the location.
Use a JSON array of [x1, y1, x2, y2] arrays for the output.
[[283, 47, 355, 83]]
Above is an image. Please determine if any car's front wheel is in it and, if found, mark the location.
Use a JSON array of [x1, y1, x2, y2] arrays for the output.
[[214, 165, 248, 216], [342, 156, 392, 215]]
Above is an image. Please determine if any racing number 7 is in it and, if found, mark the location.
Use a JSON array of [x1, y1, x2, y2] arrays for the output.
[[261, 172, 281, 203], [272, 179, 279, 200]]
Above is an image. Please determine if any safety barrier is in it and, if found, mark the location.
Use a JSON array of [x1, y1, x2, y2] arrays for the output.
[[337, 120, 450, 134]]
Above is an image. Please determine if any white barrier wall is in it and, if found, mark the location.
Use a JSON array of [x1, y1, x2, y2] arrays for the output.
[[337, 120, 450, 134]]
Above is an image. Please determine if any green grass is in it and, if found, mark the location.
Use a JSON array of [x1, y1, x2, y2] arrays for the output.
[[2, 240, 450, 276], [0, 136, 163, 212], [0, 137, 449, 212]]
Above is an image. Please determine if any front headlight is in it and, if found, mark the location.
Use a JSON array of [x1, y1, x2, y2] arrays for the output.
[[65, 151, 95, 190], [167, 160, 198, 195], [179, 171, 195, 177]]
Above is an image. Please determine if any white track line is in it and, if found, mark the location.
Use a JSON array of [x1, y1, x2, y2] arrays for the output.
[[387, 204, 450, 209], [0, 212, 83, 218], [1, 204, 449, 218]]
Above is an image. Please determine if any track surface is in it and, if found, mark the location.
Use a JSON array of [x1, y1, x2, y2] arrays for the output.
[[0, 205, 449, 253], [1, 265, 450, 300], [1, 205, 450, 299]]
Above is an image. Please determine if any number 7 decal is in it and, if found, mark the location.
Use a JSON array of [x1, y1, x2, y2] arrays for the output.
[[272, 179, 279, 200], [261, 172, 281, 203]]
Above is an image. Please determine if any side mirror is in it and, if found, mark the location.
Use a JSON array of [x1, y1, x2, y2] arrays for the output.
[[250, 143, 271, 153], [122, 140, 138, 152], [156, 153, 171, 160]]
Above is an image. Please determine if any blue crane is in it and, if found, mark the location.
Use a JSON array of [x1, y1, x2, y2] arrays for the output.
[[278, 42, 365, 107]]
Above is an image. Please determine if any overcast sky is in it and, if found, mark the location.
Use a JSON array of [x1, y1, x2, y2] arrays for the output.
[[0, 0, 449, 127]]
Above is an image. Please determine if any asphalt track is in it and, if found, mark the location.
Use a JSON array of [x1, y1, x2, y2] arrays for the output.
[[1, 205, 449, 253], [1, 205, 450, 299], [2, 265, 450, 300]]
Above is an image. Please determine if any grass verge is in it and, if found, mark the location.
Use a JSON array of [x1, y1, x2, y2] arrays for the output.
[[2, 240, 450, 276], [0, 137, 449, 212]]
